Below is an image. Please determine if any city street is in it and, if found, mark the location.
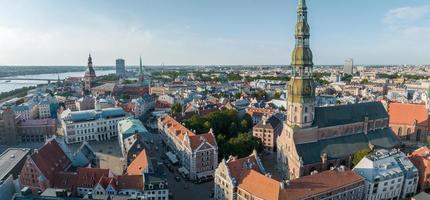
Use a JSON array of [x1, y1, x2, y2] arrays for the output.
[[147, 129, 214, 200]]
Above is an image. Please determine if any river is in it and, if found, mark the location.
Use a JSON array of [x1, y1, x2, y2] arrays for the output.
[[0, 69, 116, 93]]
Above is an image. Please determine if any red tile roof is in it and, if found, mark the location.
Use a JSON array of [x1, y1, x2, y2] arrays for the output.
[[188, 132, 217, 150], [30, 139, 71, 183], [97, 176, 117, 190], [117, 175, 144, 190], [284, 170, 364, 200], [388, 102, 428, 125], [53, 171, 78, 193], [76, 168, 110, 188], [127, 149, 149, 175]]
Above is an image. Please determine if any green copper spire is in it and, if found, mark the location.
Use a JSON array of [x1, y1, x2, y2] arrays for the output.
[[287, 0, 315, 104], [139, 56, 145, 83], [292, 0, 313, 76], [139, 56, 143, 75]]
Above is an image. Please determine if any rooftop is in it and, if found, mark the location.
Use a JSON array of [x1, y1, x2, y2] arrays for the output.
[[0, 148, 30, 180], [284, 169, 364, 200], [388, 102, 428, 125]]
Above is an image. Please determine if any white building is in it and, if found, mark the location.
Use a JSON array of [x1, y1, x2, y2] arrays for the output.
[[158, 115, 218, 181], [353, 149, 419, 200], [38, 99, 51, 119], [132, 95, 155, 118], [60, 107, 128, 143]]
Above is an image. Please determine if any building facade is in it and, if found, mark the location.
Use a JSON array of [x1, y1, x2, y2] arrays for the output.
[[0, 106, 18, 145], [344, 58, 354, 75], [60, 108, 127, 143], [214, 151, 266, 200], [158, 115, 218, 181], [277, 0, 400, 180], [17, 118, 56, 143], [388, 102, 429, 142], [409, 146, 430, 192], [252, 115, 282, 151], [115, 58, 126, 77], [353, 149, 418, 200]]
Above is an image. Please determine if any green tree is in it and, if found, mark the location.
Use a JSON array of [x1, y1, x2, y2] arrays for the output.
[[341, 74, 353, 83], [360, 79, 369, 84], [273, 91, 282, 99], [221, 133, 264, 158], [171, 102, 182, 115], [352, 149, 372, 167], [279, 106, 286, 112]]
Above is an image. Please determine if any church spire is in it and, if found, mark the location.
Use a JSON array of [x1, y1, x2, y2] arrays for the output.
[[139, 56, 145, 83], [139, 56, 143, 75], [286, 0, 315, 128], [292, 0, 312, 77], [88, 53, 93, 66]]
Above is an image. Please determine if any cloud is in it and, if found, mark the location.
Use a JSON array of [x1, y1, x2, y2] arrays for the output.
[[383, 5, 430, 25]]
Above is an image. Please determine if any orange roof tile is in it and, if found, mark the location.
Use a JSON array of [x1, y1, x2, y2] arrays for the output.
[[225, 153, 263, 180], [127, 149, 149, 175], [238, 169, 281, 200], [388, 102, 428, 125]]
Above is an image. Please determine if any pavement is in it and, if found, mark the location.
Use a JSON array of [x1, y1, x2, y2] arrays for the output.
[[260, 151, 283, 181], [147, 129, 214, 200]]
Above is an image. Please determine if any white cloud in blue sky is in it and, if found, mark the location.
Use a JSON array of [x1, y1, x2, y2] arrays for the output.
[[0, 0, 429, 66]]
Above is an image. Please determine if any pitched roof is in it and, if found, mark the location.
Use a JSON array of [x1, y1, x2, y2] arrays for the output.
[[53, 171, 78, 192], [160, 115, 195, 141], [76, 168, 110, 188], [225, 152, 265, 180], [284, 170, 364, 200], [388, 102, 428, 125], [31, 139, 71, 182], [254, 115, 282, 130], [117, 175, 144, 190], [127, 150, 149, 175], [97, 176, 117, 190], [296, 128, 400, 165], [188, 132, 217, 150], [313, 102, 388, 128], [238, 169, 281, 200], [160, 115, 216, 150]]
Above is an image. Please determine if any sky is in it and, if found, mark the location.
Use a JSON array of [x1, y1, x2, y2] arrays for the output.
[[0, 0, 429, 66]]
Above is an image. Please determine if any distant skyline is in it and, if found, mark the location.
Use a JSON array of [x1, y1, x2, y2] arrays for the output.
[[0, 0, 429, 66]]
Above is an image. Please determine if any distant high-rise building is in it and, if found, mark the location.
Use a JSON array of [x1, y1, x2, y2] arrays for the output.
[[116, 58, 126, 77], [343, 58, 354, 75]]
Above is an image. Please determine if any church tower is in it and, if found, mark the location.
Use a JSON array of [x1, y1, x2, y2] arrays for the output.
[[286, 0, 315, 128], [84, 54, 96, 91], [138, 56, 145, 84]]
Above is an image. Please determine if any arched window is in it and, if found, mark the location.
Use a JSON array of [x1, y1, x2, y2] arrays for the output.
[[305, 107, 308, 113], [304, 116, 308, 123], [398, 127, 402, 135]]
